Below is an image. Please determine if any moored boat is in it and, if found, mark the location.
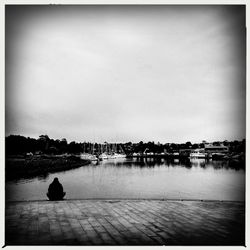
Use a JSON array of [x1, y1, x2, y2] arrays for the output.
[[190, 149, 207, 158], [80, 153, 98, 161], [99, 152, 109, 160], [113, 153, 126, 158]]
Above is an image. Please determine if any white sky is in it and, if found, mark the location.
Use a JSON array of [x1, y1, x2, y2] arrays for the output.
[[5, 5, 246, 143]]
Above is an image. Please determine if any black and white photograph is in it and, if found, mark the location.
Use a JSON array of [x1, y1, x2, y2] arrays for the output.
[[3, 3, 246, 246]]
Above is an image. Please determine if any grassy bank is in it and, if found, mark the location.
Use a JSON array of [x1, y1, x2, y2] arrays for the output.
[[6, 154, 90, 181]]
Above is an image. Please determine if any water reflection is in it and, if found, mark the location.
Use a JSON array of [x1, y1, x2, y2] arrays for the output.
[[12, 157, 244, 185], [98, 157, 244, 171], [6, 157, 245, 201], [37, 173, 49, 181]]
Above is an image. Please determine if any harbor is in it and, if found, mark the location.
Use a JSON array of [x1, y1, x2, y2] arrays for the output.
[[73, 141, 244, 161], [4, 5, 246, 247], [5, 139, 246, 246]]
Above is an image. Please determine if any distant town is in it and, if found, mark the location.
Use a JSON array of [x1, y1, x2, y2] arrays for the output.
[[6, 134, 245, 160]]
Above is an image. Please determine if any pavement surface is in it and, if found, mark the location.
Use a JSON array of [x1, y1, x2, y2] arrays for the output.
[[5, 199, 245, 246]]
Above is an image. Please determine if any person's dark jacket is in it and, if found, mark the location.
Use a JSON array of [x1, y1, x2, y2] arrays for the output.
[[47, 178, 65, 200]]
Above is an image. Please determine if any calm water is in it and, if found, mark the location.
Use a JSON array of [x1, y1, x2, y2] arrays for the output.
[[6, 158, 245, 201]]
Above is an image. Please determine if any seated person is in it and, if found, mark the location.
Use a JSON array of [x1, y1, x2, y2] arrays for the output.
[[47, 177, 66, 200]]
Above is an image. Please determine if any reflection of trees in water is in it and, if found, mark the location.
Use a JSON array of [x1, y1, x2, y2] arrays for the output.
[[179, 158, 192, 169], [105, 157, 185, 168], [93, 157, 245, 171], [200, 161, 206, 168], [211, 160, 245, 171], [228, 160, 245, 170], [209, 160, 228, 169], [101, 160, 146, 168], [100, 157, 165, 168], [144, 157, 163, 167], [189, 159, 207, 168], [187, 159, 244, 171]]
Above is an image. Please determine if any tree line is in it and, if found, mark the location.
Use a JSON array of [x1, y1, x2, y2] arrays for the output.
[[5, 134, 245, 156]]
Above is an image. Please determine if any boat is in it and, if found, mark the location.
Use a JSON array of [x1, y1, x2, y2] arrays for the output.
[[99, 142, 126, 159], [112, 152, 126, 158], [80, 143, 99, 161], [80, 153, 98, 161], [99, 152, 109, 160], [189, 149, 207, 158], [132, 152, 140, 157]]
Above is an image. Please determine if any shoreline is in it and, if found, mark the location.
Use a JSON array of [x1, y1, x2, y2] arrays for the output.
[[6, 198, 245, 203], [5, 154, 91, 181]]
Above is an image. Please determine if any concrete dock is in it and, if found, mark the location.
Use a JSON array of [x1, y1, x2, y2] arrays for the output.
[[5, 199, 245, 246]]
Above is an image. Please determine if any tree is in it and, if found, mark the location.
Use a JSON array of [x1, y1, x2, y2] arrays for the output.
[[59, 138, 68, 153], [185, 141, 192, 148], [192, 143, 199, 149], [38, 135, 50, 152]]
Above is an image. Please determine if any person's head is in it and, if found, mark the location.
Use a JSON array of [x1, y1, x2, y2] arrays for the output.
[[54, 177, 59, 182]]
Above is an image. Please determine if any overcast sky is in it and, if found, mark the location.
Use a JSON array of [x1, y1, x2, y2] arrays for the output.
[[5, 5, 246, 143]]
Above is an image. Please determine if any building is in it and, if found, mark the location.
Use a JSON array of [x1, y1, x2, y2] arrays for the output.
[[204, 144, 229, 154]]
